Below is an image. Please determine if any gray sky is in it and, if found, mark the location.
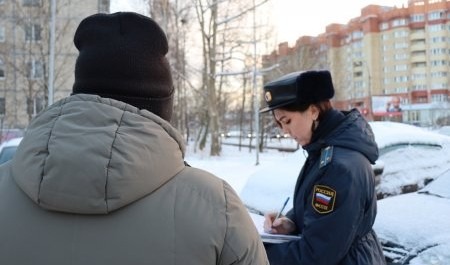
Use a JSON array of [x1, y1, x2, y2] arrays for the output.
[[111, 0, 408, 45]]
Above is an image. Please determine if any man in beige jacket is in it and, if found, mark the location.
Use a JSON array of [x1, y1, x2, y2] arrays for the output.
[[0, 12, 268, 265]]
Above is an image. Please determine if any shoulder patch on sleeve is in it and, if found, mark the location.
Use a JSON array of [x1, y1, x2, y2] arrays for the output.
[[319, 146, 333, 168], [312, 185, 336, 214]]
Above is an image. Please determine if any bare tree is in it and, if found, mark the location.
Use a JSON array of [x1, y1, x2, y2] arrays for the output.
[[190, 0, 273, 156], [148, 0, 273, 156]]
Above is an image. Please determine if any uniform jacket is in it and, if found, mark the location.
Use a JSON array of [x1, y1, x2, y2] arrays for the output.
[[0, 94, 268, 265], [265, 109, 386, 265]]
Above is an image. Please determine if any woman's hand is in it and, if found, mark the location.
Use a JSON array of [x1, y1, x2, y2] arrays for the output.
[[263, 212, 296, 235]]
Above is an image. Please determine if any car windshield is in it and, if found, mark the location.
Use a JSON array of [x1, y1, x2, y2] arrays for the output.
[[0, 146, 18, 165], [419, 169, 450, 199]]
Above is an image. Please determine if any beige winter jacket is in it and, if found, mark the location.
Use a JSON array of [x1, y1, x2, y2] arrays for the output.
[[0, 94, 268, 265]]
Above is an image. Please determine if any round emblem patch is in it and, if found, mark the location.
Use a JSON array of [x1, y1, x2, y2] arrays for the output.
[[264, 91, 272, 102]]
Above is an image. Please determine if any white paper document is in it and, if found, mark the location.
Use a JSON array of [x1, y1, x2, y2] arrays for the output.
[[249, 212, 301, 244]]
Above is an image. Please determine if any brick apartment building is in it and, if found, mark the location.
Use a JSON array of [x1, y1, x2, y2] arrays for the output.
[[262, 0, 450, 127], [0, 0, 109, 130]]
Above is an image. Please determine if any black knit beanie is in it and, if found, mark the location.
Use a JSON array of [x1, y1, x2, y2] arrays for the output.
[[72, 12, 174, 121]]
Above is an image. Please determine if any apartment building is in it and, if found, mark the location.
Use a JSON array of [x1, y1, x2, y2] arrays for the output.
[[0, 0, 109, 129], [262, 0, 450, 126]]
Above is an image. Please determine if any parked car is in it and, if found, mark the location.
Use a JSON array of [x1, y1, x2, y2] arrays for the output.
[[374, 169, 450, 264], [0, 137, 23, 165], [372, 122, 450, 198]]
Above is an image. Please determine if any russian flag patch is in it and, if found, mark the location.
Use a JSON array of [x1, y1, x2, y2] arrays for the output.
[[312, 185, 336, 214]]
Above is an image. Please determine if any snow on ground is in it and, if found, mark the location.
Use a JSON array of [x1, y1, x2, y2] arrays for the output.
[[185, 143, 292, 194]]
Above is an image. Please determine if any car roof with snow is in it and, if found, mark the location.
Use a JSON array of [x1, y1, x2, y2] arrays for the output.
[[374, 169, 450, 264]]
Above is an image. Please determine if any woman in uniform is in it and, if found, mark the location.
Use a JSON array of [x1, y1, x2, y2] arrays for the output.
[[261, 70, 386, 265]]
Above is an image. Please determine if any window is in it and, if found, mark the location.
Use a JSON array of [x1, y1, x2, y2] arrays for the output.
[[411, 50, 426, 56], [0, 98, 4, 115], [394, 42, 408, 49], [411, 28, 425, 34], [352, 41, 363, 49], [352, 51, 362, 58], [395, 53, 408, 60], [431, 94, 448, 102], [431, 71, 447, 78], [25, 24, 41, 41], [394, 76, 408, 82], [412, 62, 426, 68], [354, 71, 363, 77], [396, 87, 408, 93], [22, 0, 40, 6], [354, 81, 363, 89], [428, 24, 446, 32], [430, 48, 446, 55], [27, 59, 44, 79], [412, 73, 426, 80], [392, 18, 408, 27], [352, 31, 363, 39], [379, 22, 389, 31], [411, 14, 425, 22], [394, 30, 408, 38], [0, 59, 4, 79], [428, 10, 445, 20], [431, 36, 446, 43], [0, 26, 4, 42], [353, 61, 362, 67], [28, 95, 45, 116], [430, 60, 447, 67], [411, 84, 426, 90], [394, 64, 408, 71], [345, 35, 352, 43], [411, 39, 426, 45], [431, 83, 446, 89]]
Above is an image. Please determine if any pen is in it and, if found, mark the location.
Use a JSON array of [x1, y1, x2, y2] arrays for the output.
[[274, 197, 290, 221]]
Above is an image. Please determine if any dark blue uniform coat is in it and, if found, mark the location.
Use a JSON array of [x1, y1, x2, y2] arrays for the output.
[[265, 109, 386, 265]]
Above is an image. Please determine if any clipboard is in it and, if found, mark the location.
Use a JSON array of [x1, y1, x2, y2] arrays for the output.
[[249, 212, 301, 244]]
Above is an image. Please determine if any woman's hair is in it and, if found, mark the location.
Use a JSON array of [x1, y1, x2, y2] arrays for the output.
[[273, 100, 332, 127]]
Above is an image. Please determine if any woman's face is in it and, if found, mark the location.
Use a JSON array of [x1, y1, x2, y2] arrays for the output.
[[273, 106, 318, 146]]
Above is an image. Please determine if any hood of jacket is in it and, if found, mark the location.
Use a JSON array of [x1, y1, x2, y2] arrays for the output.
[[305, 109, 379, 164], [10, 94, 186, 214]]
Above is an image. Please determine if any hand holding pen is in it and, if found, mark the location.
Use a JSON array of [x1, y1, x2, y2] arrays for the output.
[[274, 197, 290, 221], [263, 197, 296, 234]]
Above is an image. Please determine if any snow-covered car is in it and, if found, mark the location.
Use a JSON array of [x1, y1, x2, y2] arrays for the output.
[[374, 169, 450, 265], [240, 121, 450, 213], [0, 137, 23, 165], [372, 122, 450, 198]]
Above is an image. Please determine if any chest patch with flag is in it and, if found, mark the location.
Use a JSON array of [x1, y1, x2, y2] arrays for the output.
[[312, 185, 336, 214]]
